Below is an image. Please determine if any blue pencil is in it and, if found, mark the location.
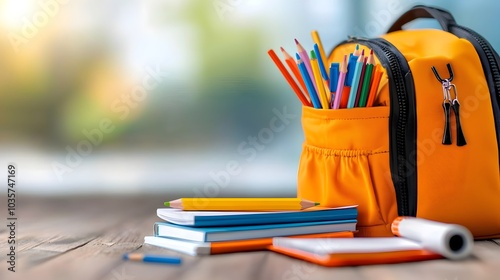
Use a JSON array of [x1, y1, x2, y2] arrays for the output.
[[347, 50, 365, 109], [345, 45, 360, 87], [314, 44, 329, 82], [297, 54, 322, 109], [123, 253, 182, 265]]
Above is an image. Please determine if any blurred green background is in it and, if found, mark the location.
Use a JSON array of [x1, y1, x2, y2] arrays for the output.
[[0, 0, 497, 195]]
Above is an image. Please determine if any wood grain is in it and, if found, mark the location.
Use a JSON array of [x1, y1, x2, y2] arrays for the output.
[[1, 196, 499, 280]]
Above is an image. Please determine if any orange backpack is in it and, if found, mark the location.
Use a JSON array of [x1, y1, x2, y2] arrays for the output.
[[298, 5, 500, 238]]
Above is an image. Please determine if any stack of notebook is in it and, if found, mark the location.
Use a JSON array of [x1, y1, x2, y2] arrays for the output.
[[144, 200, 358, 256]]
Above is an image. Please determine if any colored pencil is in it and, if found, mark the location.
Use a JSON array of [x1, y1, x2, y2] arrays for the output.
[[310, 50, 330, 109], [333, 55, 348, 109], [165, 198, 320, 211], [268, 49, 312, 107], [311, 30, 329, 76], [353, 44, 361, 56], [359, 50, 375, 107], [314, 44, 331, 97], [295, 39, 318, 93], [281, 47, 308, 95], [345, 45, 360, 87], [366, 65, 383, 107], [123, 253, 181, 265], [314, 44, 329, 81], [354, 57, 368, 107], [298, 56, 322, 108], [329, 63, 339, 108], [347, 49, 365, 109]]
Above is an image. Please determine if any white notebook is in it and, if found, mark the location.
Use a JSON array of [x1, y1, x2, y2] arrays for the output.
[[144, 236, 211, 256], [272, 237, 423, 255]]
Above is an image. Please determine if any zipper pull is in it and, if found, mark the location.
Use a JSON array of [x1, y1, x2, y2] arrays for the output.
[[449, 84, 467, 146], [441, 82, 453, 145], [431, 64, 467, 146]]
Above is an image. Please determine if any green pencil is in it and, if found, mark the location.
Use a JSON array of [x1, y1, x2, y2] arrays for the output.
[[358, 50, 375, 107]]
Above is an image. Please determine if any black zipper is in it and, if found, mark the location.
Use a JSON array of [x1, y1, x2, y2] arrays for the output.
[[343, 37, 418, 217], [448, 25, 500, 164]]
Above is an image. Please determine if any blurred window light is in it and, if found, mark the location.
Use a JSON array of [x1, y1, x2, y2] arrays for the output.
[[1, 0, 34, 29]]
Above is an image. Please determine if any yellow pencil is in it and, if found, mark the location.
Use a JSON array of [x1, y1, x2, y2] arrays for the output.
[[311, 30, 328, 76], [310, 51, 329, 109], [164, 198, 319, 211]]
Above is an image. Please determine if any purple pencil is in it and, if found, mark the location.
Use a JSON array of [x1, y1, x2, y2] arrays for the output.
[[333, 55, 348, 109]]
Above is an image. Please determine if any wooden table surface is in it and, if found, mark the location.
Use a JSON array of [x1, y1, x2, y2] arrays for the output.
[[1, 195, 499, 280]]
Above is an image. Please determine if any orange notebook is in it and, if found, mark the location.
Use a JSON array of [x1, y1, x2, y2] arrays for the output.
[[269, 217, 473, 266], [268, 245, 442, 267], [211, 231, 353, 254], [144, 231, 353, 256]]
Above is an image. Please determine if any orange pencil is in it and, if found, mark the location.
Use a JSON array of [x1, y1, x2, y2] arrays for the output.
[[280, 47, 308, 95], [366, 65, 383, 107], [268, 49, 312, 107]]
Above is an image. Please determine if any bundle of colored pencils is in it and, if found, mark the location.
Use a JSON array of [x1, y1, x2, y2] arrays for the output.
[[268, 31, 383, 110]]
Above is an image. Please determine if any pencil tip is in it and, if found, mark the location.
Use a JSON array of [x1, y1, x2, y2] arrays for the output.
[[370, 49, 373, 55], [310, 50, 317, 59], [355, 44, 359, 50], [123, 254, 129, 260], [164, 202, 170, 207], [294, 38, 299, 44], [361, 49, 365, 55], [314, 202, 320, 206], [280, 46, 285, 52]]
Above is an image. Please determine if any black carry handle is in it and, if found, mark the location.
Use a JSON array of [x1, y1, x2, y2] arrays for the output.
[[387, 5, 456, 33]]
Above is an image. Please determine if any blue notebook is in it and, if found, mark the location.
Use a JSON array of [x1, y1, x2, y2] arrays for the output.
[[156, 206, 357, 227], [154, 219, 357, 242]]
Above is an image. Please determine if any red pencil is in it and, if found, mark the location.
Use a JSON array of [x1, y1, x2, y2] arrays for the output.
[[268, 49, 312, 107]]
